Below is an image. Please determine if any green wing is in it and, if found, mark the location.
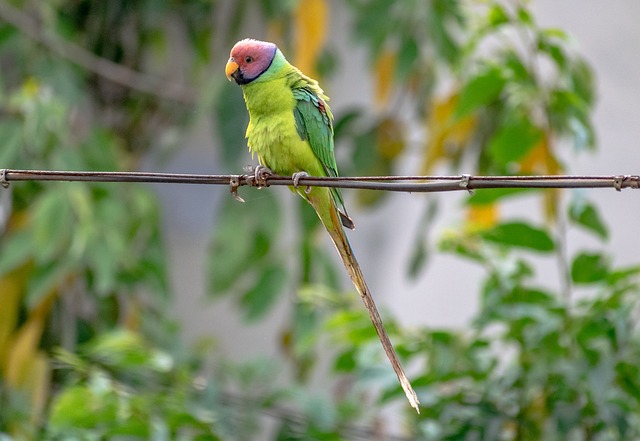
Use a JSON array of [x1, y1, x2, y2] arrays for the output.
[[293, 87, 354, 229], [293, 87, 337, 177]]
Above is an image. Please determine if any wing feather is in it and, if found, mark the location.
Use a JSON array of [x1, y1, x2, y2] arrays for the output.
[[292, 87, 354, 229]]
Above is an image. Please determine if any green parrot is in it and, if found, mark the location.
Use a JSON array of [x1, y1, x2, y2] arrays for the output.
[[226, 38, 419, 412]]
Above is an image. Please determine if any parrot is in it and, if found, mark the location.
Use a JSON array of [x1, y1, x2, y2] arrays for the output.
[[225, 38, 420, 413]]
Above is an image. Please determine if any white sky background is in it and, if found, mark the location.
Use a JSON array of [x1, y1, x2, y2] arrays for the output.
[[152, 0, 640, 362]]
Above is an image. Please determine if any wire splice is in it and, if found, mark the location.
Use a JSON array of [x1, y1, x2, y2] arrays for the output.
[[229, 175, 245, 202], [0, 169, 9, 188], [459, 174, 473, 195], [613, 175, 625, 192]]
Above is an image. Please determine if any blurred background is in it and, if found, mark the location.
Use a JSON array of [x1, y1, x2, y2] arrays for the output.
[[1, 0, 640, 440]]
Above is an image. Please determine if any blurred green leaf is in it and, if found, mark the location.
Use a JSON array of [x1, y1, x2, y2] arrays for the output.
[[572, 252, 609, 284], [455, 66, 506, 118], [49, 384, 111, 430], [85, 330, 172, 373], [486, 4, 509, 28], [606, 265, 640, 288], [334, 349, 356, 372], [537, 35, 567, 69], [298, 393, 337, 431], [215, 82, 250, 168], [488, 115, 544, 166], [351, 0, 392, 57], [569, 197, 608, 240], [0, 230, 35, 276], [80, 130, 121, 171], [408, 199, 438, 278], [25, 259, 74, 307], [396, 35, 419, 81], [467, 187, 532, 205], [569, 57, 596, 106], [325, 309, 378, 347], [0, 120, 22, 166], [333, 108, 363, 140], [516, 6, 534, 26], [351, 122, 392, 206], [429, 0, 463, 63], [31, 187, 73, 262], [240, 264, 287, 322], [549, 88, 595, 151], [208, 192, 281, 294], [616, 361, 640, 402], [480, 221, 555, 252]]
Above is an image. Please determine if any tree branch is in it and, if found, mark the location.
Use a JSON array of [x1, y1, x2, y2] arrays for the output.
[[0, 0, 197, 104]]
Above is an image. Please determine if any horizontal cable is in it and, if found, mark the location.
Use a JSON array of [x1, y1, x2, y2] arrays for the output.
[[1, 169, 639, 196]]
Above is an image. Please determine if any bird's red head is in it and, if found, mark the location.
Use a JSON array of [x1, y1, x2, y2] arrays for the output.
[[225, 39, 278, 85]]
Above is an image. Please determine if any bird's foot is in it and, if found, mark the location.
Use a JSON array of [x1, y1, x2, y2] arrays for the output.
[[245, 164, 273, 188], [292, 171, 312, 194]]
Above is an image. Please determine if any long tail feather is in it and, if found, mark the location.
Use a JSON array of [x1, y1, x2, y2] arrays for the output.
[[323, 205, 420, 413]]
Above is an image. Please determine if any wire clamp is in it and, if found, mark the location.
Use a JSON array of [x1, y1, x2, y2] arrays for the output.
[[229, 175, 245, 202], [459, 174, 474, 195], [613, 175, 625, 192], [0, 169, 9, 188]]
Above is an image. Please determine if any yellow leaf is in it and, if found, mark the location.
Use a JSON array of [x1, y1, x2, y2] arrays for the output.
[[294, 0, 328, 79], [7, 209, 29, 231], [519, 136, 563, 222], [467, 203, 499, 230], [543, 188, 560, 222], [519, 136, 562, 175], [0, 271, 24, 370], [24, 352, 50, 426], [23, 77, 40, 97], [5, 288, 57, 387], [374, 50, 396, 108], [422, 93, 476, 174], [377, 117, 405, 160], [123, 297, 141, 331]]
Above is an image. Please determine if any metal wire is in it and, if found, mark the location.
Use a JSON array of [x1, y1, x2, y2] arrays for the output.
[[1, 168, 639, 194]]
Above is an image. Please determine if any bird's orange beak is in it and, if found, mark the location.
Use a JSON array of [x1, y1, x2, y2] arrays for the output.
[[225, 59, 239, 81]]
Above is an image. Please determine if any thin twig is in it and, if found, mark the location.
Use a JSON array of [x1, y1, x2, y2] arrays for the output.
[[1, 169, 639, 193], [0, 0, 197, 104]]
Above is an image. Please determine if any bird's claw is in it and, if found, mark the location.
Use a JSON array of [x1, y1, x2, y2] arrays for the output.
[[292, 171, 312, 194], [248, 164, 273, 188]]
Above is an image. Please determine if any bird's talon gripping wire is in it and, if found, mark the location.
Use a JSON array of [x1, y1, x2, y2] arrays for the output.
[[229, 176, 245, 202], [253, 164, 273, 188], [292, 171, 311, 194]]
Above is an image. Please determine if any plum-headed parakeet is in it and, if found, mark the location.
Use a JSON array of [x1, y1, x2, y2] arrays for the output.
[[226, 38, 419, 412]]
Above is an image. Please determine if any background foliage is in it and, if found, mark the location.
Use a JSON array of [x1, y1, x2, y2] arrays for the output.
[[0, 0, 639, 440]]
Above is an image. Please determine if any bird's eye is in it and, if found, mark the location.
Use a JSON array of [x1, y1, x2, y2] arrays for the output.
[[245, 56, 253, 63]]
